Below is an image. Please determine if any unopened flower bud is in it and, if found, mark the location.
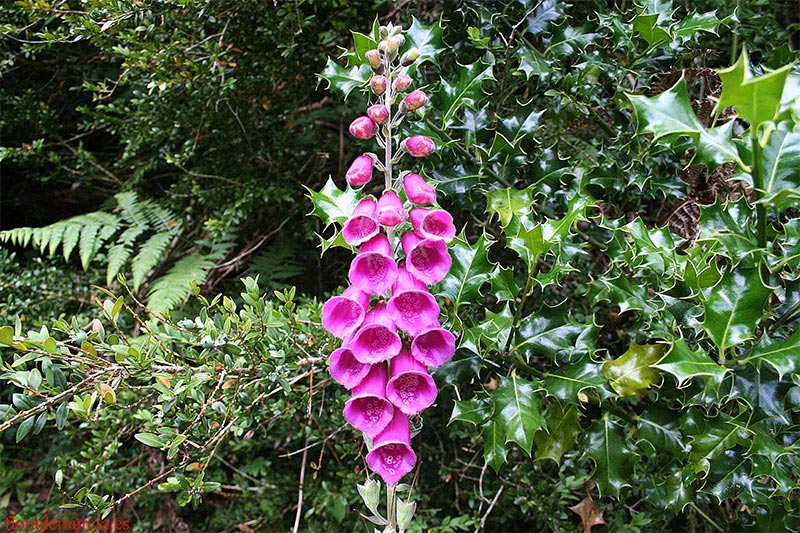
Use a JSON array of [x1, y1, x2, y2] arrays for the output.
[[371, 75, 388, 96], [377, 190, 404, 226], [349, 116, 377, 139], [403, 135, 435, 157], [389, 25, 402, 36], [401, 90, 428, 112], [346, 154, 374, 187], [365, 49, 382, 71], [367, 104, 390, 125], [379, 25, 389, 39], [393, 75, 412, 92], [377, 40, 388, 52], [387, 36, 401, 54], [403, 173, 436, 205], [401, 47, 420, 67]]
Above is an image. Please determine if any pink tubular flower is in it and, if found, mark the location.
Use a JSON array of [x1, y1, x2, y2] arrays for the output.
[[387, 350, 438, 415], [387, 266, 440, 336], [411, 323, 456, 368], [346, 155, 374, 187], [403, 173, 436, 205], [377, 190, 404, 227], [393, 75, 412, 92], [404, 135, 435, 157], [343, 364, 395, 438], [366, 412, 417, 486], [322, 285, 370, 338], [401, 232, 452, 285], [329, 339, 372, 389], [402, 90, 428, 112], [343, 197, 379, 246], [350, 302, 402, 364], [367, 104, 390, 125], [349, 234, 399, 295], [409, 208, 456, 243], [371, 75, 388, 96], [350, 116, 377, 139]]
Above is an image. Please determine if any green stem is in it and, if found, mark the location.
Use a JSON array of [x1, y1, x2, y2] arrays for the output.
[[689, 502, 725, 533], [503, 271, 534, 354], [387, 485, 397, 531], [751, 132, 768, 256]]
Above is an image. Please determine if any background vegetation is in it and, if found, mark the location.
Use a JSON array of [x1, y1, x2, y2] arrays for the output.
[[1, 0, 799, 531]]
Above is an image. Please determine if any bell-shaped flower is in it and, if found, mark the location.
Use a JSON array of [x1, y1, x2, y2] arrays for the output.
[[411, 323, 456, 368], [367, 104, 390, 125], [346, 155, 374, 187], [350, 116, 377, 139], [343, 364, 394, 438], [329, 336, 372, 389], [401, 232, 451, 285], [322, 285, 370, 339], [386, 350, 437, 415], [343, 197, 379, 246], [403, 173, 436, 206], [377, 190, 404, 227], [350, 302, 402, 364], [366, 412, 417, 486], [387, 266, 439, 336], [409, 208, 456, 243], [403, 135, 435, 157], [349, 234, 398, 295]]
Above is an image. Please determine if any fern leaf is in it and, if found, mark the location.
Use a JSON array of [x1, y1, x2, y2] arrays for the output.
[[78, 221, 100, 270], [131, 231, 174, 291], [47, 223, 66, 257], [116, 191, 147, 226], [106, 242, 133, 286], [146, 254, 216, 315], [61, 223, 81, 262]]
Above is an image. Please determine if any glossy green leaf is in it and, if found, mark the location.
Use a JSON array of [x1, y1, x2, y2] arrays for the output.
[[635, 406, 690, 456], [743, 327, 800, 379], [688, 413, 751, 476], [632, 12, 671, 48], [405, 18, 446, 68], [492, 373, 544, 456], [701, 269, 770, 354], [515, 43, 550, 79], [533, 401, 581, 464], [482, 420, 508, 471], [439, 232, 494, 313], [436, 62, 494, 126], [0, 325, 14, 346], [543, 354, 616, 403], [305, 177, 360, 229], [715, 48, 793, 131], [655, 338, 728, 386], [694, 199, 758, 263], [704, 449, 753, 502], [134, 432, 166, 448], [602, 342, 666, 397], [16, 416, 35, 443], [490, 265, 520, 303], [508, 310, 585, 361], [449, 398, 491, 426], [760, 130, 800, 212], [584, 414, 638, 497], [318, 59, 370, 99], [485, 186, 535, 227]]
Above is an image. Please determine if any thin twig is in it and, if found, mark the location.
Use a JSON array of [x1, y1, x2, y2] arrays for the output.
[[292, 437, 309, 533], [476, 486, 504, 532]]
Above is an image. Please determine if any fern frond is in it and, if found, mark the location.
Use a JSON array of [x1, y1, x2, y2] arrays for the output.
[[146, 254, 216, 315], [131, 231, 174, 291], [61, 223, 81, 262], [106, 242, 133, 286]]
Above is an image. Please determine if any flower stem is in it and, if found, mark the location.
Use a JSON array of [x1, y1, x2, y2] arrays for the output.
[[387, 485, 397, 531], [384, 62, 395, 248]]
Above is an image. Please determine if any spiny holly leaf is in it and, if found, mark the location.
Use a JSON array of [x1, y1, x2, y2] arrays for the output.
[[491, 373, 545, 456], [729, 364, 791, 424], [688, 412, 751, 476], [515, 42, 550, 79], [306, 177, 360, 229], [632, 12, 671, 49], [405, 17, 446, 68], [584, 414, 638, 498], [338, 18, 380, 67], [449, 398, 492, 426], [490, 265, 520, 303], [533, 401, 581, 464], [318, 59, 371, 99], [591, 273, 662, 316], [496, 102, 543, 154], [526, 0, 562, 35], [673, 10, 736, 42], [508, 309, 585, 362], [614, 218, 679, 275], [742, 327, 800, 379], [482, 420, 508, 471], [543, 354, 616, 403], [641, 469, 695, 510], [635, 406, 690, 457], [436, 61, 494, 127], [701, 268, 771, 354], [485, 186, 536, 227], [715, 48, 793, 131], [775, 218, 800, 271], [602, 342, 666, 397], [439, 231, 494, 313], [703, 449, 753, 502], [760, 130, 800, 212], [694, 198, 758, 264], [655, 338, 728, 386]]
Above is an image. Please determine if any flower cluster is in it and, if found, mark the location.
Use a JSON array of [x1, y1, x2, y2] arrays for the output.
[[323, 24, 455, 488]]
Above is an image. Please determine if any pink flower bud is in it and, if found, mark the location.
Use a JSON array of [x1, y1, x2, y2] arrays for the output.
[[322, 285, 370, 338], [411, 323, 456, 368], [342, 198, 379, 246], [346, 155, 374, 187], [365, 49, 382, 70], [349, 116, 377, 139], [402, 90, 428, 112], [349, 234, 399, 295], [377, 190, 404, 227], [387, 350, 438, 415], [371, 75, 388, 96], [343, 364, 395, 438], [404, 135, 435, 157], [366, 412, 417, 486], [409, 208, 456, 243], [393, 75, 412, 91], [403, 173, 436, 205], [367, 104, 390, 125], [401, 232, 451, 285], [350, 302, 402, 364]]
